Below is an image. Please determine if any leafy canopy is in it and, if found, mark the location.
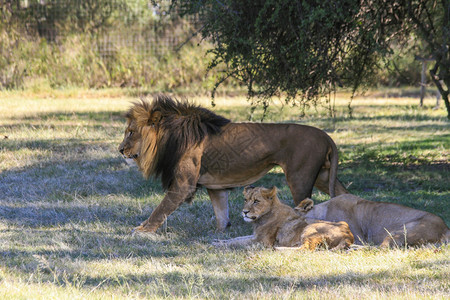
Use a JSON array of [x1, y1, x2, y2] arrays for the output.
[[171, 0, 450, 118], [173, 1, 395, 101]]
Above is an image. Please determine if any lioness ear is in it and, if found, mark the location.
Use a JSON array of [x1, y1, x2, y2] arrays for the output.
[[261, 186, 277, 200], [243, 185, 255, 198], [244, 185, 254, 192], [268, 186, 277, 198], [295, 198, 314, 212], [149, 111, 162, 126]]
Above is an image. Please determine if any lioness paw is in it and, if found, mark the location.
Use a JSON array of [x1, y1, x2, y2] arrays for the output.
[[211, 239, 229, 247]]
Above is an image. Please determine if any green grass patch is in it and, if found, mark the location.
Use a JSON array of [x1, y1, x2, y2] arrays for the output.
[[0, 90, 449, 299]]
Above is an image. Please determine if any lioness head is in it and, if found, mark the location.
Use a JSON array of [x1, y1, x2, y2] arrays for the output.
[[242, 186, 278, 222]]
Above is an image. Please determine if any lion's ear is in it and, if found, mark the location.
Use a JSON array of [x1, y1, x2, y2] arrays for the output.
[[133, 105, 152, 129], [295, 198, 314, 212], [149, 111, 162, 126]]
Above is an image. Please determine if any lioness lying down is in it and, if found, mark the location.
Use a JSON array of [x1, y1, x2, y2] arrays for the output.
[[214, 186, 354, 250], [296, 194, 450, 247]]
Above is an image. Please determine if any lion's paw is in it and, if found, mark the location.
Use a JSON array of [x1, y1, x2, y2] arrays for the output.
[[131, 225, 157, 235]]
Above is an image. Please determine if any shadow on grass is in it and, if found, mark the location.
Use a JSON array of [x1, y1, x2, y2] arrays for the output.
[[1, 138, 117, 154], [333, 111, 446, 122], [1, 135, 448, 227], [340, 136, 449, 154], [3, 108, 447, 129], [143, 267, 448, 296], [0, 227, 182, 263], [0, 202, 145, 227], [0, 155, 159, 198], [2, 255, 446, 297], [7, 111, 125, 123]]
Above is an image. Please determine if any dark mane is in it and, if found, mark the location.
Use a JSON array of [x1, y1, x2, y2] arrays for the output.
[[145, 95, 230, 189]]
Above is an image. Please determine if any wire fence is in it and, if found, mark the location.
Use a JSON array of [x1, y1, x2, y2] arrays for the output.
[[2, 0, 199, 56]]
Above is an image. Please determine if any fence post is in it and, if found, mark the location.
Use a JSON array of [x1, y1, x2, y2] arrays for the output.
[[415, 56, 435, 107], [420, 60, 427, 107]]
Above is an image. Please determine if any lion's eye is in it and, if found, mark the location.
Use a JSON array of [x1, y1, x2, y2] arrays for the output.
[[128, 131, 133, 137], [253, 200, 260, 204]]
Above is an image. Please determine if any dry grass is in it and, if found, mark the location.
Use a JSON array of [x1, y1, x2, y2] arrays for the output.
[[0, 89, 449, 299]]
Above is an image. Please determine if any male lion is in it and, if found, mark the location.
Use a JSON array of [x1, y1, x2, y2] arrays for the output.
[[296, 194, 450, 247], [213, 186, 354, 250], [119, 95, 348, 233]]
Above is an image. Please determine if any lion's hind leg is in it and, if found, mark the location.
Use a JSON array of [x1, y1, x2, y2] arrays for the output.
[[281, 163, 319, 205]]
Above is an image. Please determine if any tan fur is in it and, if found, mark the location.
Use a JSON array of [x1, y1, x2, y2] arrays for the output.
[[119, 95, 348, 233], [214, 186, 354, 250], [296, 194, 450, 247]]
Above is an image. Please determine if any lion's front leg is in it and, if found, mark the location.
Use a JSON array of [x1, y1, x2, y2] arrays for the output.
[[134, 188, 197, 233], [134, 150, 202, 233]]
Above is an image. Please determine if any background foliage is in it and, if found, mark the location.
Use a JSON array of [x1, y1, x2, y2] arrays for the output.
[[0, 0, 440, 97], [0, 0, 240, 92], [173, 0, 450, 116]]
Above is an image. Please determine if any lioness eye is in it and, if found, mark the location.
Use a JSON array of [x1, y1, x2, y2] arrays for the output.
[[253, 200, 259, 204], [128, 131, 133, 137]]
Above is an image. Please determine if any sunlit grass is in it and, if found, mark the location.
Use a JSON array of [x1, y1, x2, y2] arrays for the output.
[[0, 89, 448, 299]]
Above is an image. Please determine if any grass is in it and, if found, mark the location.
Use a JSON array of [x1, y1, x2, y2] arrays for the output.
[[0, 89, 449, 299]]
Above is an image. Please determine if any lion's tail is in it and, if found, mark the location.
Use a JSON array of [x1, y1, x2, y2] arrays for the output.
[[442, 229, 450, 244], [327, 134, 339, 198]]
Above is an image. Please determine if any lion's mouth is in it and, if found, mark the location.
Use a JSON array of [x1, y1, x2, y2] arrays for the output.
[[123, 153, 139, 159]]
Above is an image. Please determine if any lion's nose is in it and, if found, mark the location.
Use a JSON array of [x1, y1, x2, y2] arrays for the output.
[[119, 148, 124, 155], [242, 210, 249, 215]]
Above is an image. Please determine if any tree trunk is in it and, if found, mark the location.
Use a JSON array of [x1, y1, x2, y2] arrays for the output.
[[441, 90, 450, 119], [430, 63, 450, 119]]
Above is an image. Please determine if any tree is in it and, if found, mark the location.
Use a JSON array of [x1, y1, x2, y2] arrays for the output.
[[406, 0, 450, 117], [170, 0, 450, 118]]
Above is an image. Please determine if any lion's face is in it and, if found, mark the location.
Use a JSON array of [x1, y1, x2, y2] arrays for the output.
[[241, 186, 277, 222], [118, 120, 142, 160]]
